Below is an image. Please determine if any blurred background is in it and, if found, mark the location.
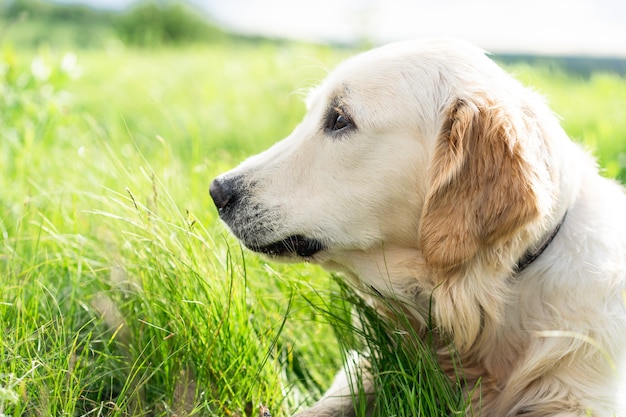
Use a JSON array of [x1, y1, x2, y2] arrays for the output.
[[3, 0, 626, 58]]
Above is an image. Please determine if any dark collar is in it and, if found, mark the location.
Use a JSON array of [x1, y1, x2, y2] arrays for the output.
[[514, 211, 567, 274]]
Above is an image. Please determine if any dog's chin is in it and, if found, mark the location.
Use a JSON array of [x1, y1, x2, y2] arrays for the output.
[[247, 235, 325, 259]]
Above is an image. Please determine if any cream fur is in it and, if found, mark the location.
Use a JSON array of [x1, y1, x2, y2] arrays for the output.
[[210, 39, 626, 417]]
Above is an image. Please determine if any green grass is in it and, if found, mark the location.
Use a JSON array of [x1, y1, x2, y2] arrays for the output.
[[1, 42, 348, 416], [1, 38, 625, 417], [506, 63, 626, 180]]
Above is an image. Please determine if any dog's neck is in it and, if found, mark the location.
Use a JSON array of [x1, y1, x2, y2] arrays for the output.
[[514, 211, 568, 274]]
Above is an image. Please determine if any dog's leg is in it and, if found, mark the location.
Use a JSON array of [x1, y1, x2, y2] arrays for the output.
[[487, 371, 611, 417], [292, 351, 374, 417]]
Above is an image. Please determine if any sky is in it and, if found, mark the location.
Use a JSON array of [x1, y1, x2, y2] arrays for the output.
[[53, 0, 626, 57]]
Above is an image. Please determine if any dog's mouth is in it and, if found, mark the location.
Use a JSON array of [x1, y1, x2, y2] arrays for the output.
[[248, 235, 325, 258]]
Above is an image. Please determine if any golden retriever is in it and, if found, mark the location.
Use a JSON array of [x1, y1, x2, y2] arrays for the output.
[[209, 38, 626, 417]]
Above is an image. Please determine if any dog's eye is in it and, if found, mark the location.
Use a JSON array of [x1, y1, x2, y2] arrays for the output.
[[333, 114, 350, 131], [327, 108, 353, 133]]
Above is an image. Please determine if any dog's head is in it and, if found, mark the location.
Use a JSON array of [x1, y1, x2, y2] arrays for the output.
[[210, 39, 557, 274]]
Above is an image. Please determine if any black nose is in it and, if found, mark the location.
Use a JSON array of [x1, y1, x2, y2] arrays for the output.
[[209, 177, 235, 210]]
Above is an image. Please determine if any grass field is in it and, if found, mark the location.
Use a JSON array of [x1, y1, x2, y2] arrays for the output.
[[1, 37, 626, 416]]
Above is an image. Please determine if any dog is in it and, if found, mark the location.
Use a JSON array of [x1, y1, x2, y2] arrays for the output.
[[209, 38, 626, 417]]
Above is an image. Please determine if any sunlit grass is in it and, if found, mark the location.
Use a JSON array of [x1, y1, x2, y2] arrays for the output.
[[507, 63, 626, 180], [0, 42, 346, 415]]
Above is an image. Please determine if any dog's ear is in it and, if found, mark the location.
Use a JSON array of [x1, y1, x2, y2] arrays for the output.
[[419, 97, 540, 270]]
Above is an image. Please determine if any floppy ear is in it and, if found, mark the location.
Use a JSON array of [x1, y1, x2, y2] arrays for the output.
[[419, 97, 540, 270]]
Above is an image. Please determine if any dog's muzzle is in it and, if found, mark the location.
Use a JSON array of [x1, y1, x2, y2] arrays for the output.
[[209, 177, 325, 258], [209, 177, 237, 211]]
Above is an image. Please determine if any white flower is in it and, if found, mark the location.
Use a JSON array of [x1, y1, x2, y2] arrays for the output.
[[30, 57, 51, 81], [61, 52, 82, 79]]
